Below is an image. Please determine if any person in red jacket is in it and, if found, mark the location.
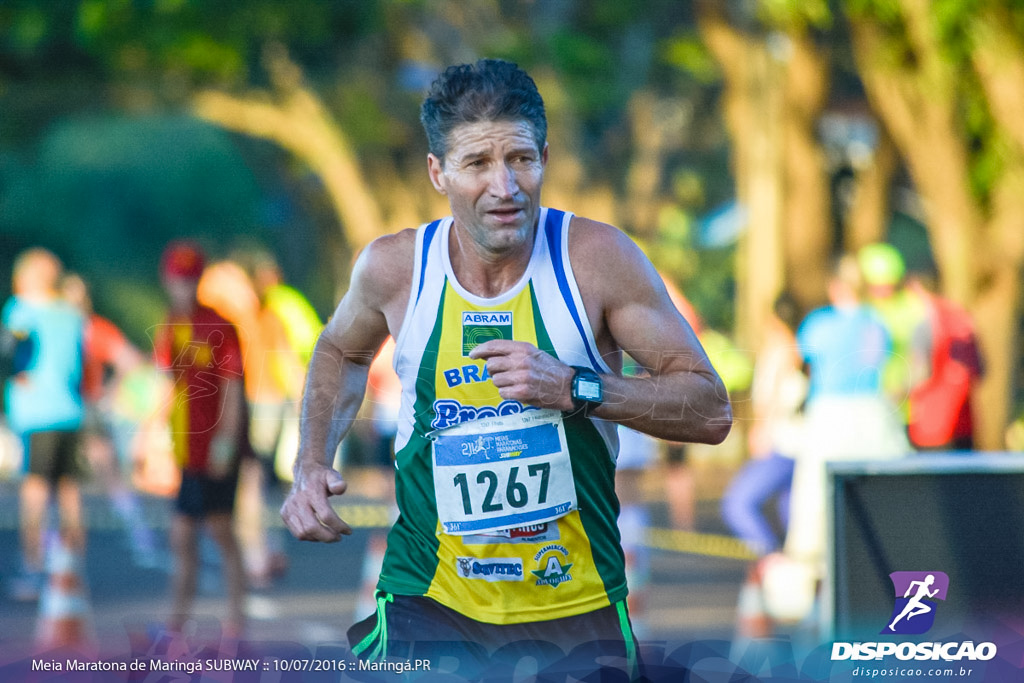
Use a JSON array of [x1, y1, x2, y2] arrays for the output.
[[154, 241, 247, 639], [905, 268, 984, 451]]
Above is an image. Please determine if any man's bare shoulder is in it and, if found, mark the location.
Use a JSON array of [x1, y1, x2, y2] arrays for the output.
[[362, 228, 417, 269], [355, 228, 417, 303], [567, 215, 655, 288]]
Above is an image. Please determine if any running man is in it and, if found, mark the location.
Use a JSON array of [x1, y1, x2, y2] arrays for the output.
[[2, 249, 86, 601], [280, 59, 731, 678], [888, 574, 939, 632]]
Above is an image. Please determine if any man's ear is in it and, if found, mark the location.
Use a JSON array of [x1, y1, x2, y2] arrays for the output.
[[541, 142, 549, 167], [427, 154, 447, 194]]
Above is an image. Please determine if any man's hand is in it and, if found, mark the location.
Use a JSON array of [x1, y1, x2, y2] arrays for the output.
[[280, 462, 352, 543], [469, 340, 575, 411]]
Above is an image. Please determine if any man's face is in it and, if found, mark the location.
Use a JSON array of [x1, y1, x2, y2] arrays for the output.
[[162, 275, 199, 313], [428, 119, 547, 257], [13, 254, 60, 298]]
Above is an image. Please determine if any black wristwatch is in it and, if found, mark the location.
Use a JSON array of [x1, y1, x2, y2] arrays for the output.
[[570, 365, 604, 414]]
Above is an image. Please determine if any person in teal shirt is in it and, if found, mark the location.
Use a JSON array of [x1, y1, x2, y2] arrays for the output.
[[2, 248, 85, 601]]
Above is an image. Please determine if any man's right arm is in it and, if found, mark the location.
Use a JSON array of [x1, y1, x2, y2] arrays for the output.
[[281, 231, 413, 543]]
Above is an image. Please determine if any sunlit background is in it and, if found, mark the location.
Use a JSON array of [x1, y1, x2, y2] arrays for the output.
[[2, 0, 1024, 674]]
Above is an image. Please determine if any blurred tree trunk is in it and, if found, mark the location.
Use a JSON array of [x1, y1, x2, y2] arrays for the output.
[[698, 3, 830, 348], [532, 68, 618, 227], [699, 5, 784, 350], [192, 44, 387, 261], [624, 91, 681, 235], [847, 2, 1024, 449], [844, 127, 897, 252], [971, 5, 1024, 449], [779, 29, 831, 310]]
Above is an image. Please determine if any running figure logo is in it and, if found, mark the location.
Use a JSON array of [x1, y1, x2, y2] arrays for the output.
[[884, 571, 949, 635]]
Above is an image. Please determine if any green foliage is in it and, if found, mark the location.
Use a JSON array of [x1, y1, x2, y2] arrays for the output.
[[932, 0, 982, 65], [640, 203, 737, 332], [682, 247, 736, 332], [844, 0, 902, 24], [841, 0, 1013, 208], [333, 79, 402, 151], [0, 0, 741, 335], [0, 115, 273, 341], [645, 205, 698, 282], [1, 0, 378, 87], [758, 0, 833, 30], [96, 277, 167, 349], [588, 0, 647, 29], [662, 33, 719, 83], [699, 328, 753, 394], [963, 85, 1004, 206], [162, 32, 245, 81], [547, 30, 618, 115], [76, 0, 124, 42], [6, 5, 49, 54]]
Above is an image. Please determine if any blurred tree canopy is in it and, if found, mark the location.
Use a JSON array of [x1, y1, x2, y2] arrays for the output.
[[695, 0, 1024, 448], [1, 0, 1022, 446], [846, 0, 1024, 449], [0, 0, 737, 338]]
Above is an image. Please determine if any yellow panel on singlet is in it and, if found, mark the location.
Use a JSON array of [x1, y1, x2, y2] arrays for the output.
[[421, 279, 612, 623]]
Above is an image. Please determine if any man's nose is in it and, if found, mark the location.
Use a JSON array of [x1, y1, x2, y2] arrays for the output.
[[488, 162, 519, 198]]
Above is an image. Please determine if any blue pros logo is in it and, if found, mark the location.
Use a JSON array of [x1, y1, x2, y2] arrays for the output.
[[883, 571, 949, 635]]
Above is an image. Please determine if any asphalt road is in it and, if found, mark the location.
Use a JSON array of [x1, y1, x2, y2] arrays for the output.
[[0, 479, 751, 675]]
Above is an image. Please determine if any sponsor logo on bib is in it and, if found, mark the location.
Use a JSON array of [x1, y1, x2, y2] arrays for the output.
[[461, 522, 561, 546], [455, 557, 524, 582], [462, 311, 513, 355], [532, 544, 573, 588], [431, 399, 533, 430]]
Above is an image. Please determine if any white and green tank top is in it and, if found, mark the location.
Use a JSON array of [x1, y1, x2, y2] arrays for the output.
[[380, 207, 627, 624]]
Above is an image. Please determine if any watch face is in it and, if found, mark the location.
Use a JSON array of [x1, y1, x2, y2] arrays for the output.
[[576, 378, 602, 402]]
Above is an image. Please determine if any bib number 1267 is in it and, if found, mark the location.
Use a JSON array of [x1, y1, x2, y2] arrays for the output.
[[430, 409, 577, 535], [453, 462, 550, 515]]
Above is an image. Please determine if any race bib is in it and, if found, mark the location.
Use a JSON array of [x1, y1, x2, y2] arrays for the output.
[[430, 409, 577, 535]]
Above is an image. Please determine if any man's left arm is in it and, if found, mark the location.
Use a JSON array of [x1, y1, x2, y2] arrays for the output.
[[574, 219, 731, 443], [472, 218, 731, 445]]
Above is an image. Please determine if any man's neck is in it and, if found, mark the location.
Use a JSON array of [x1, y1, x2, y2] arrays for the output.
[[448, 224, 536, 299], [170, 301, 199, 317], [17, 290, 57, 304]]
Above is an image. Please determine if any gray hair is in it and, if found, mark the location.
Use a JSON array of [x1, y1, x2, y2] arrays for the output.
[[420, 59, 547, 161]]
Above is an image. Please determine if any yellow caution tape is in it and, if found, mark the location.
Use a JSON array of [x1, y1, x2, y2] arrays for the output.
[[644, 528, 758, 561], [2, 503, 756, 561], [330, 504, 393, 528]]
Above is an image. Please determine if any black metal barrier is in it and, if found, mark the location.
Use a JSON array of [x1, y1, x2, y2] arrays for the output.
[[827, 454, 1024, 641]]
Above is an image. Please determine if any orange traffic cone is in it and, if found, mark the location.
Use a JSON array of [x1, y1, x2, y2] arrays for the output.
[[734, 560, 774, 642], [35, 536, 94, 652]]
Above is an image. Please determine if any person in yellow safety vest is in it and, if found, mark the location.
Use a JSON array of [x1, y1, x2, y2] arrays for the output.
[[856, 243, 930, 425], [254, 256, 324, 366]]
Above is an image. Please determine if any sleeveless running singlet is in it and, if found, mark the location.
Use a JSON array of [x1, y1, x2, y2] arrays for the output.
[[380, 208, 626, 624]]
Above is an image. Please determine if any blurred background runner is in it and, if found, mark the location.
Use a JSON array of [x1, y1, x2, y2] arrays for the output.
[[156, 241, 247, 639], [3, 248, 86, 602], [60, 272, 161, 569], [197, 252, 321, 588]]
